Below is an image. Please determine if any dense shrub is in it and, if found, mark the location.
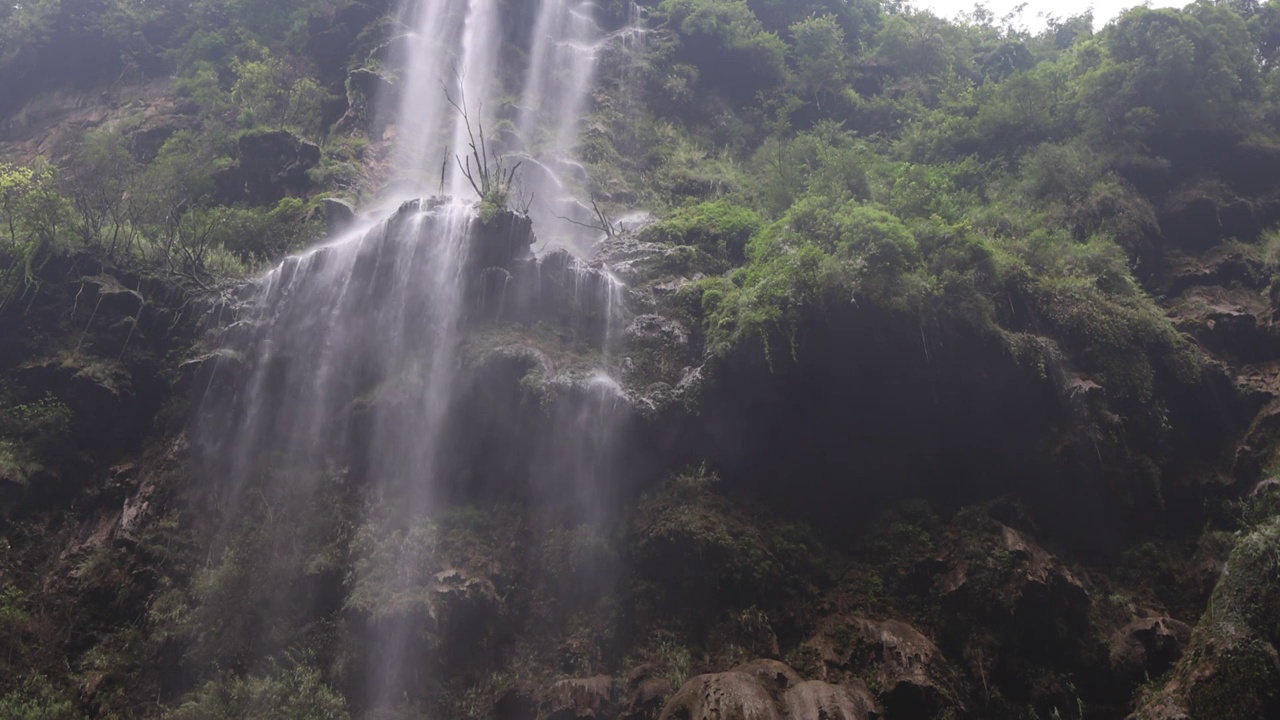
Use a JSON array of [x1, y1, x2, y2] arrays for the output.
[[640, 200, 762, 262]]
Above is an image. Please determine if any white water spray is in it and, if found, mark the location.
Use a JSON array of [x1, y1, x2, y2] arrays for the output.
[[199, 0, 644, 710]]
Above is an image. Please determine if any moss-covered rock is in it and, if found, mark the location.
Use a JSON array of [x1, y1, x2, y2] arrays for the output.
[[799, 616, 965, 718], [1133, 518, 1280, 720], [658, 670, 781, 720], [630, 468, 807, 628]]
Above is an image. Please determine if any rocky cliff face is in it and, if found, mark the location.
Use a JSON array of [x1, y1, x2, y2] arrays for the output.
[[3, 190, 1279, 719], [3, 2, 1280, 716]]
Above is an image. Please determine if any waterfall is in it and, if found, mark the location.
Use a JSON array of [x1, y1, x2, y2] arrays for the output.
[[514, 0, 650, 252], [196, 0, 644, 711], [517, 0, 598, 161], [389, 0, 501, 196]]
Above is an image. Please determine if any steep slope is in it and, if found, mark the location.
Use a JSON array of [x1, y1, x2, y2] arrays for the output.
[[4, 0, 1280, 719]]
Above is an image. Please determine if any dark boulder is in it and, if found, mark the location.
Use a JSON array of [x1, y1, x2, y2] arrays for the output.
[[729, 660, 801, 694], [320, 197, 357, 236], [496, 686, 538, 720], [470, 209, 535, 272], [620, 664, 674, 720], [126, 113, 195, 163], [214, 130, 321, 205], [801, 616, 964, 718], [1109, 616, 1193, 682]]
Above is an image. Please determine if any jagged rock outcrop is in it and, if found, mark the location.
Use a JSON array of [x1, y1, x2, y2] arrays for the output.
[[937, 523, 1091, 624], [0, 252, 208, 508]]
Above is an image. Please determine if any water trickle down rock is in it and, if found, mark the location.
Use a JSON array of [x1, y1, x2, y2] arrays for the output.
[[194, 0, 645, 709]]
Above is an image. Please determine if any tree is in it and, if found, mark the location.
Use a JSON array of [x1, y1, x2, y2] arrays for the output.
[[230, 47, 329, 137], [60, 130, 142, 257], [0, 162, 64, 255], [790, 14, 848, 108], [0, 160, 66, 307], [1079, 3, 1258, 144], [660, 0, 789, 102]]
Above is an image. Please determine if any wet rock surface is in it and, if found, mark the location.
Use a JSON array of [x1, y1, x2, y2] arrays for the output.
[[781, 680, 878, 720], [655, 661, 877, 720], [319, 197, 357, 235], [1109, 616, 1193, 682], [538, 676, 618, 720], [799, 616, 963, 718], [659, 671, 782, 720], [214, 129, 321, 205], [1132, 519, 1280, 720]]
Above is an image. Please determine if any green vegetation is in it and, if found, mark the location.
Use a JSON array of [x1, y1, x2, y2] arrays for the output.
[[0, 133, 320, 293], [165, 662, 349, 720], [7, 0, 1280, 718], [0, 0, 349, 289], [631, 465, 817, 624], [1155, 518, 1280, 720], [0, 676, 76, 720]]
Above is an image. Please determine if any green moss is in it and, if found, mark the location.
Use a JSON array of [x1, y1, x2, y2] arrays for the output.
[[997, 235, 1202, 405], [1156, 519, 1280, 720], [1212, 520, 1280, 643], [1185, 636, 1280, 720], [631, 466, 816, 622], [640, 200, 763, 262]]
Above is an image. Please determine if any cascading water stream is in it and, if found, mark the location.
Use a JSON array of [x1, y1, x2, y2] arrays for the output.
[[390, 0, 501, 196], [514, 0, 650, 251], [518, 0, 598, 160], [197, 0, 645, 711]]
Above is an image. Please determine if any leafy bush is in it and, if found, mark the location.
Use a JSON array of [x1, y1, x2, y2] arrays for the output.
[[789, 14, 848, 107], [659, 0, 788, 102], [749, 123, 871, 216], [0, 393, 72, 454], [231, 47, 329, 138], [640, 200, 762, 262], [166, 662, 349, 720], [703, 194, 921, 358], [0, 676, 76, 720]]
